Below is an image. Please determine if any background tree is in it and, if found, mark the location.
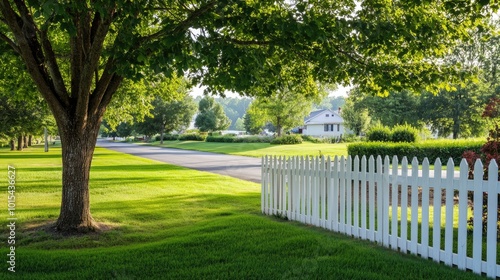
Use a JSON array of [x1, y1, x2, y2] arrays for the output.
[[0, 1, 495, 232], [195, 96, 231, 132], [341, 97, 370, 136], [216, 97, 252, 130], [247, 78, 327, 136], [138, 94, 197, 143]]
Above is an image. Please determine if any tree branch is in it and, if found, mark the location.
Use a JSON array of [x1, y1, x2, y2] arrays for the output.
[[0, 31, 20, 53], [0, 0, 67, 119], [140, 0, 217, 44], [39, 29, 70, 106]]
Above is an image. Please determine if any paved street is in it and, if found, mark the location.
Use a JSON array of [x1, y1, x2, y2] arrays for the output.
[[97, 139, 262, 183]]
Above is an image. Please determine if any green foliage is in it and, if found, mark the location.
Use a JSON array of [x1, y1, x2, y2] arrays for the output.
[[178, 133, 206, 141], [391, 124, 420, 143], [366, 125, 392, 142], [206, 135, 236, 143], [348, 139, 484, 165], [205, 135, 273, 143], [270, 135, 303, 145], [155, 134, 179, 141], [195, 96, 231, 132]]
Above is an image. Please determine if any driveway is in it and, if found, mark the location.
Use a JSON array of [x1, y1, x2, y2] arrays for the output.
[[96, 139, 262, 183]]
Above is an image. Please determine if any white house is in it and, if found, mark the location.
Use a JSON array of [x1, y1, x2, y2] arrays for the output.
[[301, 108, 346, 137]]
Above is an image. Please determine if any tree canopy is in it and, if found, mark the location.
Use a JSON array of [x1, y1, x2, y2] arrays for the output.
[[195, 96, 230, 132]]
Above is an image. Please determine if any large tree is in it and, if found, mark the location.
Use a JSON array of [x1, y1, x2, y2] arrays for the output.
[[138, 94, 197, 143], [195, 96, 231, 132], [0, 1, 495, 232]]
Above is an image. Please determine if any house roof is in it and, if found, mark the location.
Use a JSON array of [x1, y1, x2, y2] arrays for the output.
[[304, 109, 327, 122]]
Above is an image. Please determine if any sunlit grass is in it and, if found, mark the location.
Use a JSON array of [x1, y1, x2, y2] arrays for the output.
[[147, 140, 348, 158], [0, 145, 485, 279]]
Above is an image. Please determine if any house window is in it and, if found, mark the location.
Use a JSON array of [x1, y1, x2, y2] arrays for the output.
[[330, 124, 334, 131], [325, 114, 329, 117], [324, 124, 328, 131], [337, 124, 340, 131]]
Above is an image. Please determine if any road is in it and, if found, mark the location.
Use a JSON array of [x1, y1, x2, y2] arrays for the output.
[[96, 139, 262, 183]]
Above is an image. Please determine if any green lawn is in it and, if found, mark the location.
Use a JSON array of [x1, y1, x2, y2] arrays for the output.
[[148, 140, 349, 158], [0, 145, 485, 279]]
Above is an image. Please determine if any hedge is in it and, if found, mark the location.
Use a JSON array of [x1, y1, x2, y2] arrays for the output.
[[155, 134, 179, 141], [178, 133, 206, 141], [206, 135, 273, 143], [270, 135, 303, 145], [347, 139, 484, 165]]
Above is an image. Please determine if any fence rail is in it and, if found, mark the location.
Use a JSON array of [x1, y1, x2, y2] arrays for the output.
[[261, 155, 500, 278]]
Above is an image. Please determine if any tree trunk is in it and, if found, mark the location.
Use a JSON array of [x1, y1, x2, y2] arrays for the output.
[[17, 135, 23, 151], [10, 139, 15, 151], [28, 135, 33, 146], [23, 135, 28, 148], [160, 126, 165, 145], [55, 121, 101, 232]]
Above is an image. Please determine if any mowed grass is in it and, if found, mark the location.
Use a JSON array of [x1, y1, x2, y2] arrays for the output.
[[149, 140, 348, 158], [0, 146, 485, 279]]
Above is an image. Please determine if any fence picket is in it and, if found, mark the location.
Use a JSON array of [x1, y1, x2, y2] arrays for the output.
[[332, 156, 339, 231], [339, 156, 346, 233], [444, 158, 455, 266], [472, 159, 484, 274], [376, 155, 383, 243], [390, 155, 399, 249], [457, 159, 469, 270], [382, 156, 390, 247], [421, 158, 430, 258], [486, 160, 498, 278], [432, 158, 442, 263], [368, 156, 375, 242], [261, 155, 500, 278], [410, 157, 419, 255], [361, 156, 367, 240], [353, 156, 360, 238], [320, 156, 326, 228], [346, 156, 353, 235]]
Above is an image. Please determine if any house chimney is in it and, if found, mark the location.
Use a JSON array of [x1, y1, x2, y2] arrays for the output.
[[338, 107, 341, 114]]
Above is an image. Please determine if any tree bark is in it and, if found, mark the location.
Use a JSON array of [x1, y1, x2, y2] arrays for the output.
[[23, 135, 28, 148], [55, 119, 101, 232], [10, 139, 15, 151], [28, 135, 32, 146], [160, 126, 165, 145], [17, 135, 23, 151]]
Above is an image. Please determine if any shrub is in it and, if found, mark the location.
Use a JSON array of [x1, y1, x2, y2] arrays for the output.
[[302, 135, 322, 143], [463, 98, 500, 237], [178, 133, 206, 141], [391, 124, 420, 143], [206, 135, 236, 143], [270, 135, 303, 145], [348, 139, 484, 165], [155, 134, 179, 141], [366, 125, 391, 142], [233, 136, 273, 143]]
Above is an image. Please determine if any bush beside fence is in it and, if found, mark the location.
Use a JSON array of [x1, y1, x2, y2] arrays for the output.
[[348, 140, 484, 165]]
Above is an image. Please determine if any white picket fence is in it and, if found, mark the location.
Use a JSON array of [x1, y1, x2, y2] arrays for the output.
[[261, 155, 500, 278]]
